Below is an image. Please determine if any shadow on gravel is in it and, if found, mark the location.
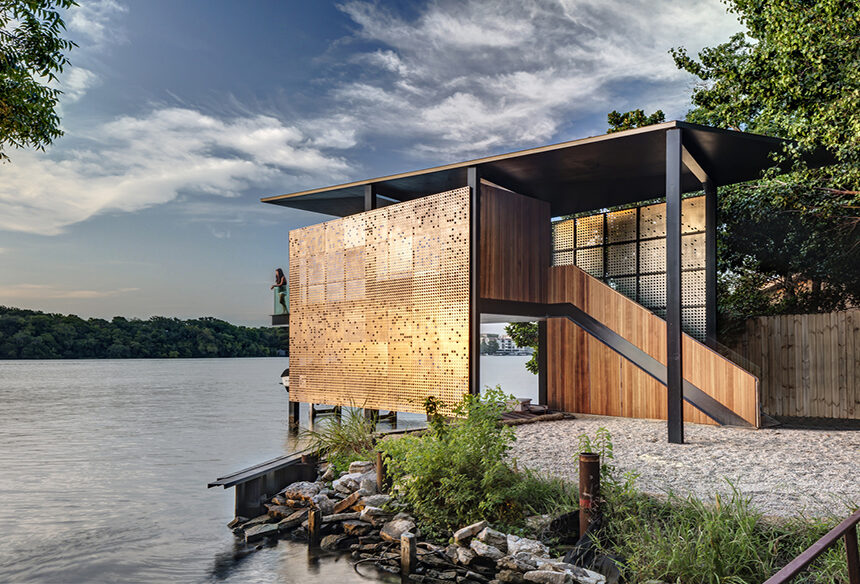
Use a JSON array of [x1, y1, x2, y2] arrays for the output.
[[773, 416, 860, 431]]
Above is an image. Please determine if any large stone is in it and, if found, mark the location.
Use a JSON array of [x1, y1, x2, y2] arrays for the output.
[[453, 520, 488, 545], [362, 494, 391, 508], [241, 514, 275, 529], [266, 505, 300, 520], [277, 508, 309, 531], [333, 472, 363, 493], [311, 494, 335, 515], [322, 512, 361, 523], [507, 535, 550, 558], [523, 571, 573, 584], [349, 460, 375, 474], [333, 491, 362, 513], [359, 506, 391, 522], [244, 523, 279, 542], [455, 545, 476, 566], [380, 517, 416, 542], [477, 527, 508, 552], [320, 534, 350, 551], [498, 570, 527, 584], [570, 569, 606, 584], [359, 476, 378, 494], [279, 480, 320, 501], [320, 465, 336, 482], [497, 555, 538, 573], [470, 539, 504, 560], [342, 519, 373, 536]]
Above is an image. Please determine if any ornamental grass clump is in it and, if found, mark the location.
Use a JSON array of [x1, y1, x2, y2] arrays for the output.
[[299, 405, 376, 474], [378, 386, 576, 536]]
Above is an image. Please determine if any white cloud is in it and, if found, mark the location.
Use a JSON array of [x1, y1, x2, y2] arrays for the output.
[[323, 0, 744, 158], [0, 284, 139, 299], [0, 108, 353, 235], [61, 67, 99, 103], [68, 0, 127, 46]]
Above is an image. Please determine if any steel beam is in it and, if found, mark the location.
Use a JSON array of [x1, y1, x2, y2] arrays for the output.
[[468, 167, 481, 395], [666, 129, 684, 444]]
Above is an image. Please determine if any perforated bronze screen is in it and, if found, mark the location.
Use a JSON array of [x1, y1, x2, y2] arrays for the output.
[[552, 196, 707, 340], [288, 187, 470, 414]]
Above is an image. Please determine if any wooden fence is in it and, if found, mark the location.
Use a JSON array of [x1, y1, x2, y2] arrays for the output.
[[726, 309, 860, 420]]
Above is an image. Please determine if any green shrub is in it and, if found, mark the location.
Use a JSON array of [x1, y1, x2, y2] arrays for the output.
[[379, 386, 577, 536], [300, 406, 376, 474]]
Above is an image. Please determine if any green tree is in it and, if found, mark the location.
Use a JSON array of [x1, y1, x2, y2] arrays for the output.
[[607, 109, 665, 133], [503, 322, 538, 374], [669, 0, 860, 323], [0, 0, 77, 161]]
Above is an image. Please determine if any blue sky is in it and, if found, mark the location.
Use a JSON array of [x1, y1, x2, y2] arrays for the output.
[[0, 0, 743, 326]]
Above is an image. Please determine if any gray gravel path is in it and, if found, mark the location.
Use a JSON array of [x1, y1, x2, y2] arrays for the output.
[[512, 416, 860, 518]]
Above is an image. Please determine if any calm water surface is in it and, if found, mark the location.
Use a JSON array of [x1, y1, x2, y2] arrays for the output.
[[0, 356, 532, 583]]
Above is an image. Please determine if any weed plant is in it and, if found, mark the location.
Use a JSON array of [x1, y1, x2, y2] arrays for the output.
[[299, 405, 376, 474]]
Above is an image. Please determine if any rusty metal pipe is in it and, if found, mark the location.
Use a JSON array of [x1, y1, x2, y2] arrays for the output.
[[579, 452, 600, 540]]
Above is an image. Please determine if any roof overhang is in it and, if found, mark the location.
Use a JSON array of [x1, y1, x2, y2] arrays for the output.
[[262, 121, 833, 217]]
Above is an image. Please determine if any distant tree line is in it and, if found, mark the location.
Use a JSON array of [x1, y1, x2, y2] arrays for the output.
[[0, 306, 288, 359]]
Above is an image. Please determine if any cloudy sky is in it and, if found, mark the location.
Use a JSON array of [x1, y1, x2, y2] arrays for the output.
[[0, 0, 743, 326]]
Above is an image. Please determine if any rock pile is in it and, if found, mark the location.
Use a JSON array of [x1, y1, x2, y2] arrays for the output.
[[228, 459, 608, 584]]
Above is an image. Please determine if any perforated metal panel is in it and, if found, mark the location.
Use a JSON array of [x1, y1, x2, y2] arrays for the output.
[[607, 208, 637, 243], [551, 195, 708, 340], [289, 187, 470, 414], [576, 215, 603, 247]]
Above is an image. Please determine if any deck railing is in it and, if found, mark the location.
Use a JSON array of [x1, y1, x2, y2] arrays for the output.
[[763, 508, 859, 584], [273, 285, 288, 316]]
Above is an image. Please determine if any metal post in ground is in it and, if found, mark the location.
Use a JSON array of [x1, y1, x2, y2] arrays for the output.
[[579, 452, 601, 540], [401, 532, 416, 575], [308, 508, 321, 547]]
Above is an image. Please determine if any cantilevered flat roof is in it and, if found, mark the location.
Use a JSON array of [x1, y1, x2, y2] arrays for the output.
[[262, 121, 829, 217]]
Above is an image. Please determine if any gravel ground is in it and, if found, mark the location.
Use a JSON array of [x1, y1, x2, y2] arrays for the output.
[[512, 415, 860, 518]]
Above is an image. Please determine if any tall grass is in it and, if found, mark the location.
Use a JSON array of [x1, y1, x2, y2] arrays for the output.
[[299, 406, 376, 474], [602, 487, 850, 583]]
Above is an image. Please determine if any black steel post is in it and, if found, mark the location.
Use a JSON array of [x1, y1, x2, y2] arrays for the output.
[[704, 178, 717, 347], [666, 128, 684, 444], [468, 166, 481, 396], [578, 452, 600, 538], [538, 320, 548, 405]]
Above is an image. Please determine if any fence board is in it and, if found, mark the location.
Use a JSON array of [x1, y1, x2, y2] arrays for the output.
[[726, 308, 859, 420]]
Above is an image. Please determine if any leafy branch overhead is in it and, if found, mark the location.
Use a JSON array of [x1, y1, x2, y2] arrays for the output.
[[0, 0, 78, 161]]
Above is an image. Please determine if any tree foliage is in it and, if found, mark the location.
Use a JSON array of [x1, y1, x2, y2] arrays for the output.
[[0, 0, 77, 161], [0, 306, 287, 359], [607, 109, 665, 133], [503, 322, 538, 374], [671, 0, 860, 323]]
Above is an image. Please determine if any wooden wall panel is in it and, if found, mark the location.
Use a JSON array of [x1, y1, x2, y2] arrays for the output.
[[547, 264, 759, 426], [725, 309, 860, 419], [479, 183, 551, 303]]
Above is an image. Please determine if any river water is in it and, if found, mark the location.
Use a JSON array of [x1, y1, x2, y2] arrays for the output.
[[0, 356, 533, 583]]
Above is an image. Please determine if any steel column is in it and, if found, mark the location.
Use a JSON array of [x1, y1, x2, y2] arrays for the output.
[[364, 183, 377, 210], [468, 167, 481, 396], [704, 179, 717, 346], [538, 320, 548, 405], [665, 129, 684, 444]]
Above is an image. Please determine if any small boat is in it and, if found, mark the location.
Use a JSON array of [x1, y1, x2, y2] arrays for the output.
[[281, 368, 289, 392]]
